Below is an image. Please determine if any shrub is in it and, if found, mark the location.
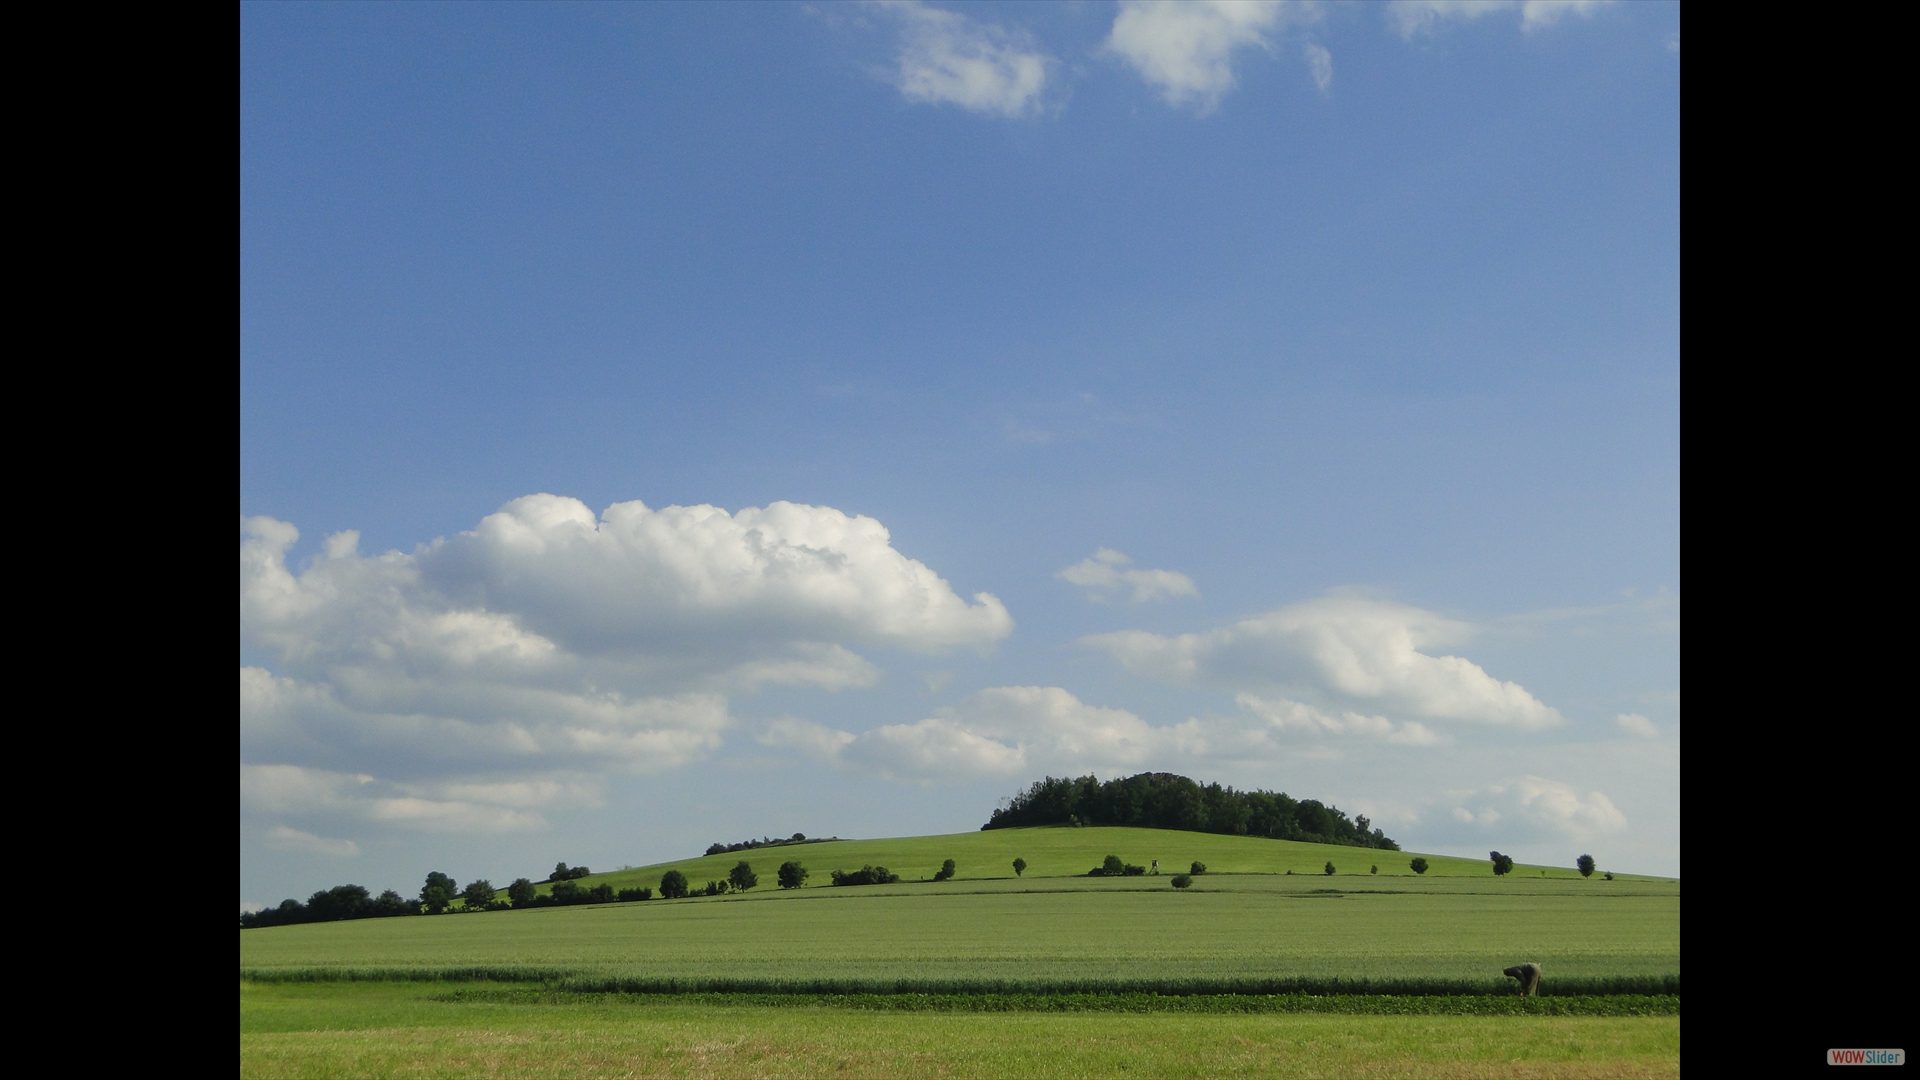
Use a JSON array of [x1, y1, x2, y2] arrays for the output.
[[703, 880, 730, 896], [1012, 858, 1026, 877], [589, 883, 615, 902], [1489, 851, 1514, 876], [1409, 857, 1429, 875], [828, 865, 899, 886], [729, 861, 758, 892], [551, 862, 591, 882], [1577, 854, 1596, 878], [616, 887, 653, 901], [933, 859, 957, 882], [659, 870, 689, 899], [778, 860, 809, 889], [1603, 871, 1614, 881], [1323, 861, 1336, 876], [1370, 865, 1378, 875], [1170, 874, 1192, 888], [1087, 854, 1126, 877], [1123, 863, 1146, 876], [551, 880, 584, 903], [1189, 861, 1207, 875]]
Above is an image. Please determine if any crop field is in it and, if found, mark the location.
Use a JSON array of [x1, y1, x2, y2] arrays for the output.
[[240, 827, 1678, 1077], [241, 982, 1680, 1078]]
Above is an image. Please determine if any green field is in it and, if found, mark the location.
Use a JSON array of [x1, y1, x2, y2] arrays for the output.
[[241, 982, 1680, 1078], [241, 826, 1677, 1076], [511, 825, 1638, 902]]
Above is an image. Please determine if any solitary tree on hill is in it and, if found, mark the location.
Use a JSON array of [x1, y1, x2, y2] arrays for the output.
[[1489, 851, 1514, 876], [660, 870, 689, 899], [729, 861, 758, 891], [777, 861, 809, 889], [1324, 861, 1336, 876], [422, 871, 458, 913], [1577, 854, 1596, 878], [1409, 857, 1429, 875], [1012, 858, 1026, 877]]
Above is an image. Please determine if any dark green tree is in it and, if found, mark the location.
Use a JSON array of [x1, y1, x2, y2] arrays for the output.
[[934, 859, 956, 881], [1171, 873, 1192, 888], [508, 878, 538, 907], [1489, 851, 1514, 876], [461, 880, 496, 910], [1577, 854, 1596, 878], [1323, 861, 1336, 876], [1370, 865, 1378, 875], [1189, 861, 1207, 875], [1409, 857, 1429, 875], [729, 861, 758, 891], [552, 862, 571, 882], [1012, 857, 1027, 877], [1101, 854, 1125, 876], [421, 872, 458, 913], [777, 861, 809, 889], [659, 869, 689, 899]]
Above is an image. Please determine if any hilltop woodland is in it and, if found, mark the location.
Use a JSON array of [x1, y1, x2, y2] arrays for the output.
[[982, 773, 1399, 850]]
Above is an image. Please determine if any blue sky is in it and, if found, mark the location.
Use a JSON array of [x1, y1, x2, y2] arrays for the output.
[[241, 1, 1679, 907]]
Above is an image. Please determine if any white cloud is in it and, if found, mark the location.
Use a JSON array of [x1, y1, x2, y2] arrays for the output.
[[768, 686, 1168, 782], [1303, 42, 1333, 92], [1083, 594, 1564, 731], [262, 826, 360, 858], [242, 495, 1009, 835], [1443, 775, 1628, 840], [764, 682, 1453, 784], [1058, 548, 1199, 603], [1105, 0, 1318, 113], [1387, 0, 1609, 39], [873, 1, 1051, 118], [240, 763, 586, 835], [1236, 693, 1443, 746], [1614, 712, 1658, 738]]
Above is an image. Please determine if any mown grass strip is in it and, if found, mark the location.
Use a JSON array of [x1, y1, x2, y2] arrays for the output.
[[242, 968, 1677, 997], [430, 988, 1680, 1016]]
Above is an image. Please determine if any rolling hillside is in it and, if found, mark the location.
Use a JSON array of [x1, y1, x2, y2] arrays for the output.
[[509, 825, 1649, 902]]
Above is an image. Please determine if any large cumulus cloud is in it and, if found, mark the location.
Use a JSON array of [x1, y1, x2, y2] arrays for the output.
[[241, 494, 1013, 832]]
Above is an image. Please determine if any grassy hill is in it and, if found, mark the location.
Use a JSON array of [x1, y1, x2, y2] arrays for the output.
[[515, 824, 1651, 901]]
